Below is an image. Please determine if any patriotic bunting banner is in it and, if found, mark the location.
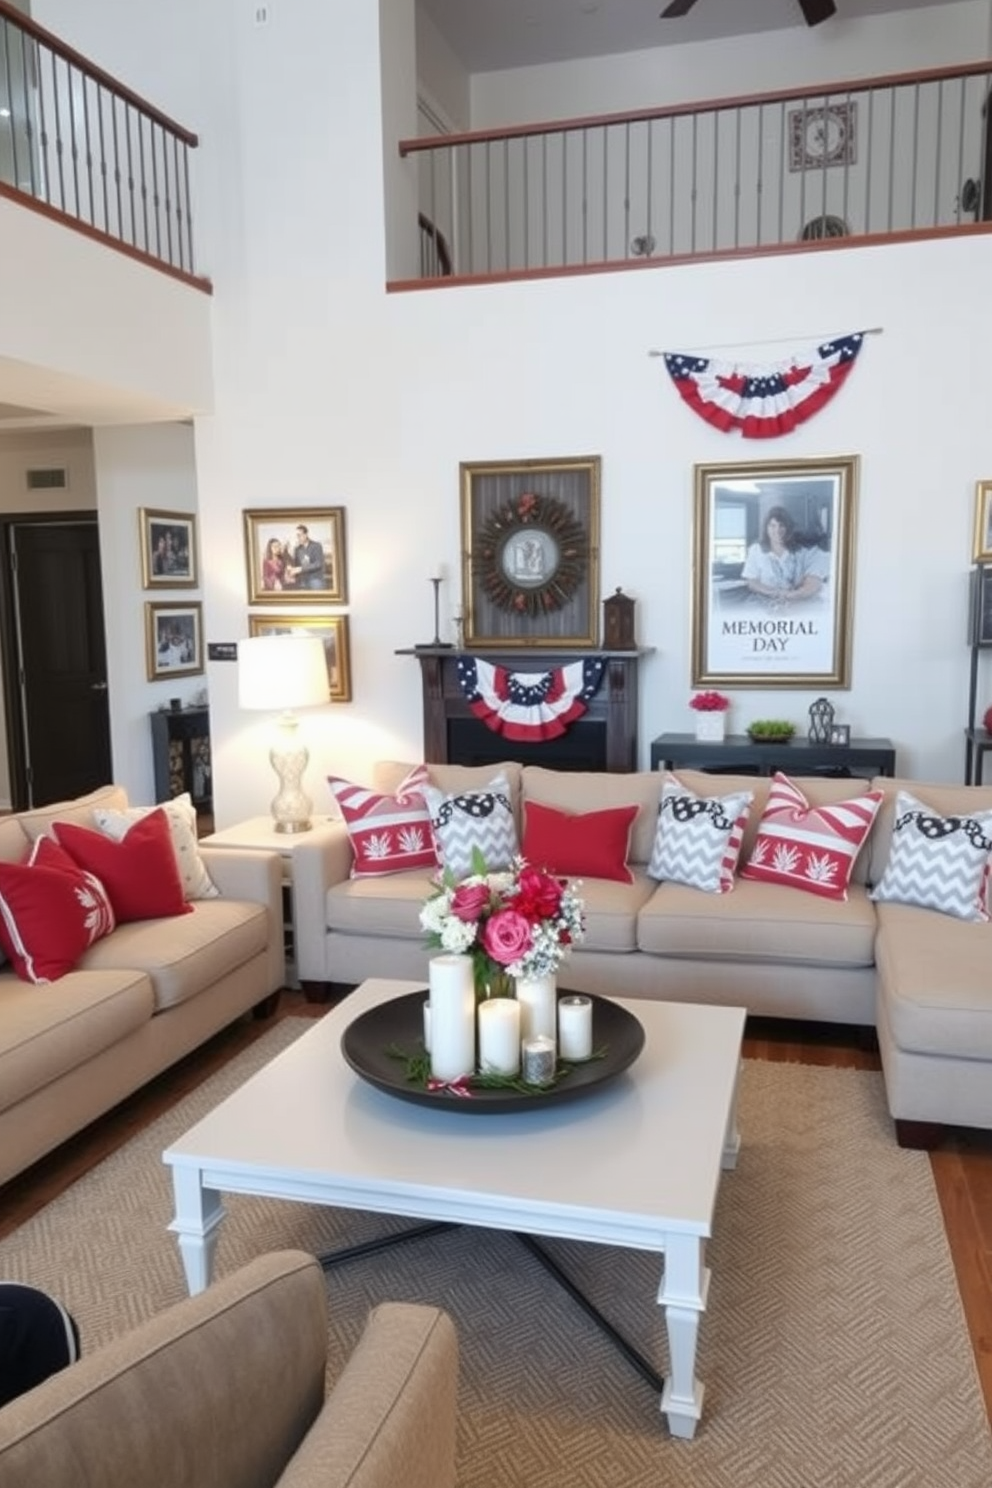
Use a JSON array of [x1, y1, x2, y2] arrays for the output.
[[456, 656, 606, 742], [663, 331, 864, 438]]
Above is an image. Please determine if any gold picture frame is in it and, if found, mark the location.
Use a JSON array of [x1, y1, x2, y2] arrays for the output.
[[144, 601, 204, 681], [139, 508, 198, 588], [248, 613, 352, 702], [692, 455, 858, 688], [972, 481, 992, 563], [243, 507, 348, 605], [460, 456, 601, 648]]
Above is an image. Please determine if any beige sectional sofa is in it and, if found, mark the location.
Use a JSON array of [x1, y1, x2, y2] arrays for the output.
[[292, 761, 992, 1145], [0, 786, 285, 1187]]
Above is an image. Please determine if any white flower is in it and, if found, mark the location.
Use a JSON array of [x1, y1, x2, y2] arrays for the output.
[[439, 918, 477, 953]]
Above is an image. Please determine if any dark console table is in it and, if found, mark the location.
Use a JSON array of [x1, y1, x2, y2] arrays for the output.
[[650, 732, 896, 779]]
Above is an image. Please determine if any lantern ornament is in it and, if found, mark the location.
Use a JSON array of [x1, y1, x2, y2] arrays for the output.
[[808, 696, 835, 744]]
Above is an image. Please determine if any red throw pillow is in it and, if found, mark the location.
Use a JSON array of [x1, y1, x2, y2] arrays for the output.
[[522, 801, 638, 884], [739, 772, 883, 901], [54, 810, 191, 923], [328, 764, 438, 877], [0, 835, 115, 983]]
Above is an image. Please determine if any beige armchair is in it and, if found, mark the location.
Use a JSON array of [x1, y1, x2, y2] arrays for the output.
[[0, 1250, 458, 1488]]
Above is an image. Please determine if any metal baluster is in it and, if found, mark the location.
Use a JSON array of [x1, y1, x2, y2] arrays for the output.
[[3, 20, 21, 191], [50, 49, 65, 212], [503, 136, 510, 271], [933, 79, 943, 228], [541, 132, 548, 269], [733, 104, 741, 248], [96, 81, 109, 234], [712, 109, 720, 251], [581, 127, 588, 263], [910, 82, 921, 228], [690, 111, 698, 254], [864, 87, 875, 232], [667, 116, 674, 255], [602, 123, 609, 262], [623, 120, 631, 259], [110, 92, 122, 240], [523, 133, 530, 270], [466, 142, 474, 275], [182, 139, 194, 272], [35, 36, 51, 206], [646, 119, 656, 259], [17, 27, 37, 198], [82, 72, 95, 227], [561, 131, 567, 265], [66, 61, 80, 218], [886, 89, 896, 231], [484, 139, 492, 274]]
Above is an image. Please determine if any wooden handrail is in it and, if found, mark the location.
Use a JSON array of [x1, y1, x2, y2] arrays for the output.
[[418, 212, 452, 276], [0, 0, 198, 144], [400, 55, 992, 155]]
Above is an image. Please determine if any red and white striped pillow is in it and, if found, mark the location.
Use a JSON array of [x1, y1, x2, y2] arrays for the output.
[[328, 764, 438, 878], [740, 772, 882, 901]]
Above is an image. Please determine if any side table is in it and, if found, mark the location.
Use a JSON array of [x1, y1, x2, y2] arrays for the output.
[[199, 816, 341, 995]]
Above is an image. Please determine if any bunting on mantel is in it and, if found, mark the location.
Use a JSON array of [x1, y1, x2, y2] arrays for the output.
[[663, 331, 865, 438], [456, 655, 606, 742]]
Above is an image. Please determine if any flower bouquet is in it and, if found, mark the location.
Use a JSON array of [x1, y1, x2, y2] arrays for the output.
[[419, 849, 585, 1001]]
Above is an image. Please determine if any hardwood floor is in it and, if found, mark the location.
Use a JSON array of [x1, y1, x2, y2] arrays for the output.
[[1, 991, 990, 1427]]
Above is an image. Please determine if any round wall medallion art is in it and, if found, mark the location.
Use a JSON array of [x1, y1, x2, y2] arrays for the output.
[[475, 492, 588, 617]]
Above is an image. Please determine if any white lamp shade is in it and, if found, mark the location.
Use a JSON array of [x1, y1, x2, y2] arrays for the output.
[[238, 635, 328, 712]]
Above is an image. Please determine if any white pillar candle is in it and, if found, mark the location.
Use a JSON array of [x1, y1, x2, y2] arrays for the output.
[[422, 999, 431, 1053], [428, 954, 475, 1082], [478, 997, 521, 1075], [558, 996, 593, 1060], [521, 1034, 556, 1087], [515, 975, 557, 1044]]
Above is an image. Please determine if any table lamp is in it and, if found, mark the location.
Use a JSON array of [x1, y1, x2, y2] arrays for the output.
[[237, 634, 328, 833]]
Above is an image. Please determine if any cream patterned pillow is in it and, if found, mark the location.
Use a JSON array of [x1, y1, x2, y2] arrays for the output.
[[92, 793, 219, 901]]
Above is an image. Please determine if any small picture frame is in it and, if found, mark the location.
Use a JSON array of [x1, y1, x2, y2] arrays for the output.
[[139, 508, 198, 588], [972, 481, 992, 563], [829, 723, 851, 746], [145, 602, 204, 680], [248, 613, 352, 701], [243, 507, 348, 605], [970, 563, 992, 647]]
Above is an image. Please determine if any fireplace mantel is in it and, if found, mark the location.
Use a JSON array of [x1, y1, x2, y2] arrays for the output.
[[397, 646, 653, 773]]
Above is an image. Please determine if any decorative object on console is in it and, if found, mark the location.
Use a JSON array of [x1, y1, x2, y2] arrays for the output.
[[691, 454, 858, 688], [740, 771, 882, 902], [663, 335, 864, 439], [460, 456, 600, 647], [647, 777, 753, 894], [746, 719, 796, 742], [242, 507, 347, 605], [456, 655, 606, 743], [237, 633, 329, 834], [807, 696, 835, 743], [602, 587, 636, 650], [690, 689, 730, 742], [829, 723, 851, 745], [248, 614, 352, 702], [420, 567, 453, 649], [522, 800, 637, 884], [327, 764, 437, 877], [419, 851, 585, 1004], [870, 789, 992, 922], [422, 773, 519, 880]]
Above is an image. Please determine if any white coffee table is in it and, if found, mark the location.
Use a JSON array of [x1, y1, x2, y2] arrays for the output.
[[164, 978, 745, 1439]]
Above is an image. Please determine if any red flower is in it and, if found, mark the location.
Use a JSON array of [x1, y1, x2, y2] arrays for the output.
[[514, 865, 563, 921], [482, 909, 533, 966], [689, 691, 730, 712], [450, 883, 491, 923]]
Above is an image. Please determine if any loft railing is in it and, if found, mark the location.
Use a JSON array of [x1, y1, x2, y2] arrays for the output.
[[398, 59, 992, 285], [418, 211, 452, 277], [0, 0, 207, 289]]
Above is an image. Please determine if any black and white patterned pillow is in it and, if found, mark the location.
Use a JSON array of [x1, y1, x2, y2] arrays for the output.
[[870, 790, 992, 922], [422, 772, 518, 879], [648, 778, 753, 894]]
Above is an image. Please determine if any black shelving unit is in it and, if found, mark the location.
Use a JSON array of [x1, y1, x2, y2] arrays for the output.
[[150, 707, 212, 818]]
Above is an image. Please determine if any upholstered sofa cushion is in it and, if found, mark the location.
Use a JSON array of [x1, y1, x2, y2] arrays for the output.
[[326, 870, 437, 941], [874, 903, 992, 1060], [574, 873, 656, 954]]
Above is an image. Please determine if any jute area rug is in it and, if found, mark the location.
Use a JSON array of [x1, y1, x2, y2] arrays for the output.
[[1, 1020, 990, 1488]]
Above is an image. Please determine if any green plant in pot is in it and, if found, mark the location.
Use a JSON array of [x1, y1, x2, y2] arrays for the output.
[[747, 718, 796, 742]]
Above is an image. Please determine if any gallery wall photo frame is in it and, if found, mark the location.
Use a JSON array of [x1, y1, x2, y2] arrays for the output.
[[247, 613, 352, 702], [139, 508, 199, 588], [691, 454, 858, 689], [243, 507, 348, 605], [972, 481, 992, 563], [460, 455, 601, 648], [968, 563, 992, 647], [145, 601, 204, 681]]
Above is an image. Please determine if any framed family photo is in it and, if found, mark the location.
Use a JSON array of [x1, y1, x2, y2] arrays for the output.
[[972, 481, 992, 563], [248, 613, 352, 701], [969, 564, 992, 647], [139, 508, 198, 588], [145, 602, 204, 680], [243, 507, 347, 605], [691, 454, 858, 688], [460, 455, 601, 647]]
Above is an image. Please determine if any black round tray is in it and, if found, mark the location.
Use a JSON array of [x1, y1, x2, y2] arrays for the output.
[[340, 990, 644, 1114]]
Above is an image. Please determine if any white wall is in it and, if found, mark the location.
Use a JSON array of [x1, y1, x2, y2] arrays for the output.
[[22, 0, 992, 827]]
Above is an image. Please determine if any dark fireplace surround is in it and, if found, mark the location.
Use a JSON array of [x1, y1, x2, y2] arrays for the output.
[[401, 648, 649, 773]]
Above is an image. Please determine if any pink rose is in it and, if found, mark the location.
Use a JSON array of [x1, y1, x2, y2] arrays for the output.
[[450, 883, 491, 923], [482, 909, 533, 966]]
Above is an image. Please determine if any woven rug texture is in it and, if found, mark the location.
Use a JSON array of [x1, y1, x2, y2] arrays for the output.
[[1, 1019, 990, 1488]]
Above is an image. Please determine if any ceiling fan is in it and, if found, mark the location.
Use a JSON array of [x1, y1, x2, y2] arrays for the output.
[[661, 0, 837, 25]]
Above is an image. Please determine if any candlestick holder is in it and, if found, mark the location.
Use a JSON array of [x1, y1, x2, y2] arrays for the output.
[[419, 576, 452, 649]]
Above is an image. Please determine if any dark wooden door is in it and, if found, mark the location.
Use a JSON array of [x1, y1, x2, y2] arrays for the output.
[[3, 517, 112, 807]]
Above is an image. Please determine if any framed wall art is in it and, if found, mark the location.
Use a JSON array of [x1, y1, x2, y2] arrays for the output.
[[969, 563, 992, 648], [460, 455, 601, 648], [243, 507, 348, 605], [972, 481, 992, 563], [139, 508, 198, 588], [248, 613, 352, 701], [145, 601, 204, 681], [788, 101, 857, 171], [691, 454, 858, 689]]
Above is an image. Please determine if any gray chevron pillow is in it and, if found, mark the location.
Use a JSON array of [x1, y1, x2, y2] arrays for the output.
[[423, 772, 518, 880], [648, 778, 753, 894], [870, 790, 992, 922]]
